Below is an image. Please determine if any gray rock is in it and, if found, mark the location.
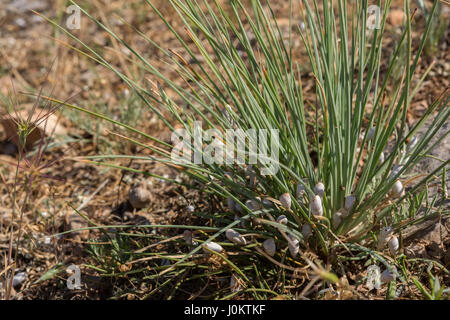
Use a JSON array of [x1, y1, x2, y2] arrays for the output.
[[413, 119, 449, 177], [12, 272, 26, 287], [129, 186, 151, 209], [404, 218, 448, 245]]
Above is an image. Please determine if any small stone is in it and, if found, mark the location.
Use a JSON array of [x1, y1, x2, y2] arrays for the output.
[[12, 272, 26, 287], [129, 186, 151, 209], [263, 238, 276, 256]]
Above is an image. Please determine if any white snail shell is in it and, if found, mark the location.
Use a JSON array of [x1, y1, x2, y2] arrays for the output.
[[406, 136, 418, 153], [388, 236, 399, 255], [129, 186, 151, 209], [245, 199, 256, 211], [246, 198, 262, 211], [183, 230, 192, 245], [279, 193, 292, 211], [391, 180, 405, 197], [202, 241, 224, 253], [310, 195, 323, 216], [344, 195, 356, 211], [263, 238, 276, 256], [332, 211, 343, 229], [314, 182, 325, 198], [12, 272, 26, 287], [227, 197, 236, 213], [302, 224, 312, 239], [262, 198, 274, 207], [225, 229, 246, 245], [379, 151, 385, 164], [296, 181, 306, 199], [377, 226, 394, 250], [367, 127, 376, 141], [380, 268, 396, 283], [277, 215, 288, 225], [186, 205, 195, 213], [287, 235, 300, 258]]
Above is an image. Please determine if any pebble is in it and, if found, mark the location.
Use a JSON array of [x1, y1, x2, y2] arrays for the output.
[[129, 186, 151, 209]]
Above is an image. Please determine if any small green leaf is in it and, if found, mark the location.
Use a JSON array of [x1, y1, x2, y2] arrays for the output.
[[34, 263, 65, 283]]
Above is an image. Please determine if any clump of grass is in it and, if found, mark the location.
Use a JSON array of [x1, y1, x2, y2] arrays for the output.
[[415, 0, 449, 58], [41, 0, 449, 299], [0, 71, 68, 299]]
